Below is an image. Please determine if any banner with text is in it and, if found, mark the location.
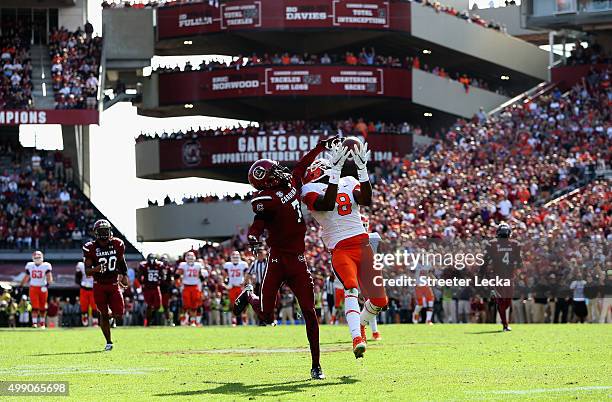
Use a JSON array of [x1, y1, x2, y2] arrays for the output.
[[158, 66, 411, 105], [153, 133, 412, 170], [0, 110, 99, 126], [157, 0, 410, 39]]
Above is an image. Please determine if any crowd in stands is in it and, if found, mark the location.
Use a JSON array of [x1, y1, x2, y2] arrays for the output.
[[148, 192, 252, 207], [566, 40, 611, 66], [0, 22, 33, 109], [0, 144, 107, 250], [48, 26, 102, 110], [135, 118, 417, 142], [153, 50, 508, 96]]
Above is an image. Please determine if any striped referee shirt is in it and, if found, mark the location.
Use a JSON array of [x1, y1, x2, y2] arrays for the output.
[[248, 259, 267, 285]]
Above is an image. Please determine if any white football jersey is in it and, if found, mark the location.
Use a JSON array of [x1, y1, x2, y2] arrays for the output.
[[179, 261, 203, 286], [25, 262, 52, 287], [301, 176, 365, 249], [223, 261, 248, 287], [76, 261, 94, 288]]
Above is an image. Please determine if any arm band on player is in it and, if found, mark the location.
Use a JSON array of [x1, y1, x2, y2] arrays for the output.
[[357, 169, 369, 183]]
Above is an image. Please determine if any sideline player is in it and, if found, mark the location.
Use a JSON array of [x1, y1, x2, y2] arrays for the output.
[[177, 251, 204, 326], [75, 259, 97, 326], [83, 219, 129, 351], [301, 137, 388, 358], [20, 251, 53, 328], [413, 262, 435, 325], [233, 136, 339, 380], [362, 215, 382, 340], [224, 251, 248, 325], [138, 253, 164, 326], [481, 222, 522, 332], [159, 254, 175, 325]]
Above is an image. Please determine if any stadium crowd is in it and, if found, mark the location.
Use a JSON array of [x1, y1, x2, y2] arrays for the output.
[[153, 51, 504, 94], [135, 118, 416, 142], [48, 27, 102, 110], [0, 145, 108, 251], [0, 22, 33, 110], [2, 69, 610, 328]]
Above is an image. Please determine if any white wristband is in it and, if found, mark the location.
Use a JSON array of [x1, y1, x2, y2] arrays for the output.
[[357, 169, 369, 183]]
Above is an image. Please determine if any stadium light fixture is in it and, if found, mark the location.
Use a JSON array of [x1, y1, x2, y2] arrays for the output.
[[422, 49, 432, 54], [184, 104, 194, 109], [424, 112, 433, 117], [184, 40, 193, 45], [501, 75, 510, 80]]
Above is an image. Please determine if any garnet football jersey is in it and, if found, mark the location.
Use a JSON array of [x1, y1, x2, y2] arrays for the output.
[[82, 238, 127, 284], [139, 261, 164, 287], [484, 238, 522, 280], [25, 262, 52, 287], [250, 182, 306, 254]]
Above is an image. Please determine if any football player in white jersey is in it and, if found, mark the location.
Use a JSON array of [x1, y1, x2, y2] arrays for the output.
[[413, 262, 435, 325], [223, 251, 249, 326], [301, 138, 388, 358], [177, 251, 205, 326], [75, 259, 97, 327], [20, 251, 53, 328]]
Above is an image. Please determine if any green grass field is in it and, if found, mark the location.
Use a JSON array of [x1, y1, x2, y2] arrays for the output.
[[1, 324, 611, 401]]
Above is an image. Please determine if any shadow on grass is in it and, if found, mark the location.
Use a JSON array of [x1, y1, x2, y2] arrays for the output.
[[464, 330, 504, 335], [30, 350, 104, 357], [154, 376, 358, 397]]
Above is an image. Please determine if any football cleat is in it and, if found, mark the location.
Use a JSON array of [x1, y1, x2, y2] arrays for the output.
[[503, 326, 512, 332], [360, 325, 367, 344], [371, 331, 382, 341], [352, 336, 366, 359], [104, 343, 113, 351], [232, 284, 253, 316], [426, 320, 433, 326], [310, 366, 326, 380]]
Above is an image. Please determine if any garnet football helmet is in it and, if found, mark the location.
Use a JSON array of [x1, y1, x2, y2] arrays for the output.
[[93, 219, 112, 240], [248, 159, 290, 190], [303, 158, 332, 184], [496, 222, 512, 238], [147, 253, 157, 265]]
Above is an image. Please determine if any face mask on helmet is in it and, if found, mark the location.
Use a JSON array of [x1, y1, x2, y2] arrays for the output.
[[231, 252, 240, 264], [32, 251, 43, 265], [147, 254, 156, 264], [185, 252, 196, 263]]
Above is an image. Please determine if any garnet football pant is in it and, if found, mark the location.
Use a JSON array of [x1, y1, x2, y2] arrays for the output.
[[80, 287, 96, 313], [250, 248, 320, 368], [94, 283, 125, 317], [144, 286, 162, 310]]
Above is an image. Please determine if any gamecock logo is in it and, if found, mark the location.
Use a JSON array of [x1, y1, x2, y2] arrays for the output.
[[252, 166, 267, 180], [182, 141, 202, 167]]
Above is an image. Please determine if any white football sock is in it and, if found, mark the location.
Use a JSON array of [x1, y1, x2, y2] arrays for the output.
[[344, 288, 361, 339], [360, 299, 381, 326], [426, 309, 433, 322], [370, 316, 378, 333], [413, 305, 422, 323], [32, 317, 38, 325]]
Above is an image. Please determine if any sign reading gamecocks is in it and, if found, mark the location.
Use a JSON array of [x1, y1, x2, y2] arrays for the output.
[[152, 133, 412, 171]]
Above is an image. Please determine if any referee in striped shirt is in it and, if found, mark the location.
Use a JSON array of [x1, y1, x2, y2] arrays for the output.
[[247, 249, 268, 297]]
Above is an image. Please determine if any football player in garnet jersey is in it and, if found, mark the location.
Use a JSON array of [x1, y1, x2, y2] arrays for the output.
[[138, 254, 164, 326], [83, 219, 129, 351], [233, 135, 341, 380], [480, 222, 522, 332], [301, 137, 388, 359]]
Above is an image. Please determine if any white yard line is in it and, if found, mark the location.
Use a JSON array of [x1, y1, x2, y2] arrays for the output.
[[470, 385, 612, 395], [0, 366, 165, 376]]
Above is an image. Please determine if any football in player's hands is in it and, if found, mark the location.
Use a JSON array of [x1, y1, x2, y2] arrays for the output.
[[342, 137, 363, 160]]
